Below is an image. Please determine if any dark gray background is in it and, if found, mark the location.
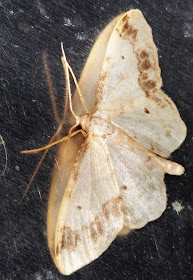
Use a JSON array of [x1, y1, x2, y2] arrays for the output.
[[0, 0, 193, 279]]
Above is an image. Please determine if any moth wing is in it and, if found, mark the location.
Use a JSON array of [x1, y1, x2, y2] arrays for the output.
[[47, 133, 85, 261], [106, 131, 168, 230], [54, 136, 123, 275], [72, 14, 123, 116], [95, 9, 186, 157]]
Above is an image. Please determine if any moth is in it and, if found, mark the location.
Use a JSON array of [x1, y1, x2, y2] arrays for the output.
[[26, 9, 187, 275]]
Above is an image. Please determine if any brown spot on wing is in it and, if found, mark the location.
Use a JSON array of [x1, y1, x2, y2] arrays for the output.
[[143, 80, 156, 90], [77, 205, 82, 210], [95, 71, 108, 106], [88, 215, 104, 243], [122, 14, 129, 22], [142, 73, 148, 80], [121, 185, 128, 190], [138, 78, 156, 97], [56, 226, 80, 255], [144, 108, 150, 114], [148, 183, 156, 192], [89, 222, 98, 243], [88, 196, 122, 243], [150, 144, 155, 151], [150, 95, 166, 108], [146, 156, 151, 162], [102, 196, 122, 219], [141, 59, 151, 70], [116, 18, 159, 100], [95, 216, 104, 235], [72, 141, 89, 182], [102, 203, 110, 219], [137, 50, 158, 97], [122, 21, 129, 32], [165, 130, 171, 137], [122, 24, 138, 40], [56, 196, 123, 253], [145, 91, 150, 98], [140, 50, 149, 59], [106, 56, 112, 62], [121, 56, 125, 59], [116, 16, 138, 42]]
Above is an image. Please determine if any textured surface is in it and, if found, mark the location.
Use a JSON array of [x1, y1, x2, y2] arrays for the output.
[[0, 0, 193, 279]]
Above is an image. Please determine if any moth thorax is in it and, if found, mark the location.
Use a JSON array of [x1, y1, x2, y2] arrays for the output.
[[79, 114, 91, 132], [89, 116, 115, 137]]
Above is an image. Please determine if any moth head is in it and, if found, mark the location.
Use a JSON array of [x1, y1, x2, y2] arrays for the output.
[[78, 114, 92, 132]]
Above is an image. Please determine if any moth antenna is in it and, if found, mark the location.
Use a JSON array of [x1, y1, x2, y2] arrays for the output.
[[61, 43, 90, 116], [22, 45, 89, 197], [43, 51, 61, 125], [0, 134, 8, 176], [67, 63, 90, 115], [61, 43, 78, 121], [21, 129, 87, 154], [63, 65, 69, 122]]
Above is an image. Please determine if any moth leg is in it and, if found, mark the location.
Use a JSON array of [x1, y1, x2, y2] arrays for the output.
[[21, 53, 64, 198], [21, 124, 63, 199], [21, 129, 87, 154]]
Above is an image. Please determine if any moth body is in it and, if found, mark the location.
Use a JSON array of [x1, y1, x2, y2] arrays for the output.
[[79, 113, 115, 138]]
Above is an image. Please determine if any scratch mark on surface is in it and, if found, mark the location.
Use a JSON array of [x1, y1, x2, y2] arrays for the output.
[[37, 187, 42, 200], [151, 224, 162, 262], [13, 240, 18, 252], [129, 241, 136, 259], [0, 135, 8, 176], [1, 45, 10, 61], [3, 91, 13, 123], [147, 239, 153, 260], [176, 68, 192, 79]]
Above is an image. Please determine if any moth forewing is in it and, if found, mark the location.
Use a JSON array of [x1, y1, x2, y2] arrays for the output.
[[95, 10, 186, 157], [53, 136, 124, 275], [95, 9, 162, 111], [71, 14, 123, 118]]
